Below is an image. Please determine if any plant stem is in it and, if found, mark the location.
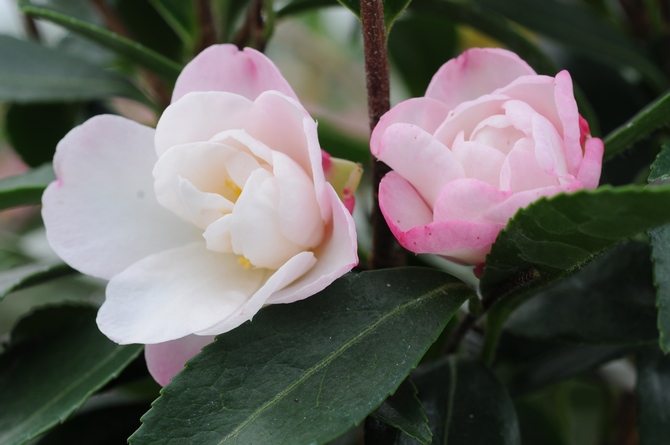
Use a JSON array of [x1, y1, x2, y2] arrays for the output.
[[195, 0, 217, 54], [232, 0, 269, 51], [361, 0, 405, 270]]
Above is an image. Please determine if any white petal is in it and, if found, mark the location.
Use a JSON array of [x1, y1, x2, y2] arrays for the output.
[[42, 115, 199, 280], [97, 242, 268, 344]]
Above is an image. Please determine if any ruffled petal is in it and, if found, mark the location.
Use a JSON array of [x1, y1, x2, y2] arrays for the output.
[[42, 115, 199, 280], [145, 334, 215, 386], [485, 182, 582, 224], [500, 141, 559, 193], [379, 171, 433, 234], [97, 242, 267, 344], [376, 123, 465, 207], [553, 70, 583, 175], [371, 97, 451, 155], [426, 47, 535, 110], [172, 44, 298, 103], [433, 95, 508, 148], [577, 137, 604, 189], [433, 178, 510, 222], [532, 113, 569, 177], [451, 133, 507, 187]]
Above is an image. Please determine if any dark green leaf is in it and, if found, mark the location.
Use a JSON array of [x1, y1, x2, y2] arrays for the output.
[[505, 241, 658, 345], [480, 186, 670, 362], [649, 144, 670, 353], [0, 35, 142, 103], [473, 0, 667, 93], [604, 91, 670, 160], [0, 262, 76, 302], [372, 378, 431, 444], [395, 357, 520, 445], [317, 120, 369, 164], [637, 346, 670, 445], [0, 164, 55, 211], [335, 0, 412, 32], [0, 305, 143, 445], [19, 0, 183, 82], [130, 268, 472, 445], [388, 11, 457, 97], [5, 103, 78, 168], [149, 0, 197, 50]]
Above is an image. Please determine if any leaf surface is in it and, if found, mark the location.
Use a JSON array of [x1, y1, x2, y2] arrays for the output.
[[636, 346, 670, 445], [372, 378, 431, 444], [0, 164, 55, 211], [130, 268, 472, 445]]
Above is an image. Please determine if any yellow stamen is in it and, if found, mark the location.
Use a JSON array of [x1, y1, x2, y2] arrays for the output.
[[225, 178, 243, 200], [237, 256, 252, 269]]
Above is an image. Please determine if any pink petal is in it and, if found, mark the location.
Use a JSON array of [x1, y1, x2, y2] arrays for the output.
[[145, 334, 215, 386], [576, 137, 604, 189], [266, 185, 358, 305], [376, 123, 465, 207], [433, 95, 508, 149], [379, 172, 434, 232], [532, 113, 569, 177], [500, 142, 559, 193], [486, 182, 582, 224], [97, 242, 267, 344], [432, 178, 510, 222], [470, 115, 525, 155], [426, 48, 536, 110], [42, 115, 199, 280], [371, 97, 451, 155], [553, 70, 583, 175], [451, 133, 507, 187], [172, 44, 298, 103]]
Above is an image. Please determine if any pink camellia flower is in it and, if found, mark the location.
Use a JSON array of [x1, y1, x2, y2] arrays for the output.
[[371, 48, 603, 266], [42, 45, 360, 386]]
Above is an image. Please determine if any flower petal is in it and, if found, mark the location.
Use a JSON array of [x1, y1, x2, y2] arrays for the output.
[[451, 133, 507, 187], [577, 137, 604, 189], [500, 141, 559, 193], [145, 334, 215, 386], [42, 115, 199, 280], [426, 48, 536, 110], [379, 171, 434, 233], [265, 185, 358, 305], [486, 183, 581, 224], [172, 44, 298, 103], [371, 97, 451, 155], [376, 123, 465, 207], [97, 242, 267, 344], [553, 70, 583, 175], [433, 178, 510, 222]]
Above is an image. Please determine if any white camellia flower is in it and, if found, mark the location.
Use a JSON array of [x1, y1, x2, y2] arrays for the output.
[[42, 45, 360, 386]]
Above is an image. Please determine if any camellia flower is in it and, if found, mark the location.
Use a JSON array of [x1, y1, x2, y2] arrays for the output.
[[42, 45, 360, 385], [371, 48, 603, 266]]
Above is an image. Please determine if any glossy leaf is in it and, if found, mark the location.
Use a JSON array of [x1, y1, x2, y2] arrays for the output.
[[0, 164, 55, 211], [372, 378, 431, 444], [5, 103, 78, 168], [505, 241, 658, 346], [19, 0, 182, 82], [395, 357, 520, 445], [473, 0, 667, 93], [636, 346, 670, 445], [335, 0, 413, 32], [604, 91, 670, 160], [130, 268, 472, 445], [480, 186, 670, 362], [649, 144, 670, 352], [0, 262, 76, 302], [0, 305, 143, 445], [0, 35, 142, 103]]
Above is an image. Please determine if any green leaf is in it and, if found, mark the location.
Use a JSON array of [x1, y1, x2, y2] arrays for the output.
[[505, 241, 658, 346], [395, 357, 520, 445], [335, 0, 412, 32], [372, 378, 431, 444], [0, 35, 142, 103], [0, 164, 56, 211], [649, 144, 670, 353], [19, 0, 183, 82], [603, 90, 670, 160], [636, 346, 670, 445], [387, 11, 457, 97], [149, 0, 197, 50], [130, 268, 472, 445], [472, 0, 667, 93], [317, 120, 369, 164], [480, 186, 670, 362], [0, 305, 143, 445], [0, 262, 76, 302], [5, 103, 78, 168]]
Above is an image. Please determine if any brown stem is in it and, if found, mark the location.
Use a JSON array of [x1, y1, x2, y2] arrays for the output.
[[361, 0, 405, 270], [232, 0, 267, 51], [195, 0, 217, 54], [23, 14, 41, 41], [89, 0, 133, 39]]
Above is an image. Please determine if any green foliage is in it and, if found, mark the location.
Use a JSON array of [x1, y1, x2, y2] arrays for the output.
[[148, 0, 197, 52], [0, 262, 75, 302], [0, 36, 142, 103], [0, 305, 143, 445], [130, 268, 472, 444], [0, 164, 56, 211], [394, 357, 520, 444], [371, 378, 431, 444], [636, 346, 670, 444], [19, 0, 183, 82]]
